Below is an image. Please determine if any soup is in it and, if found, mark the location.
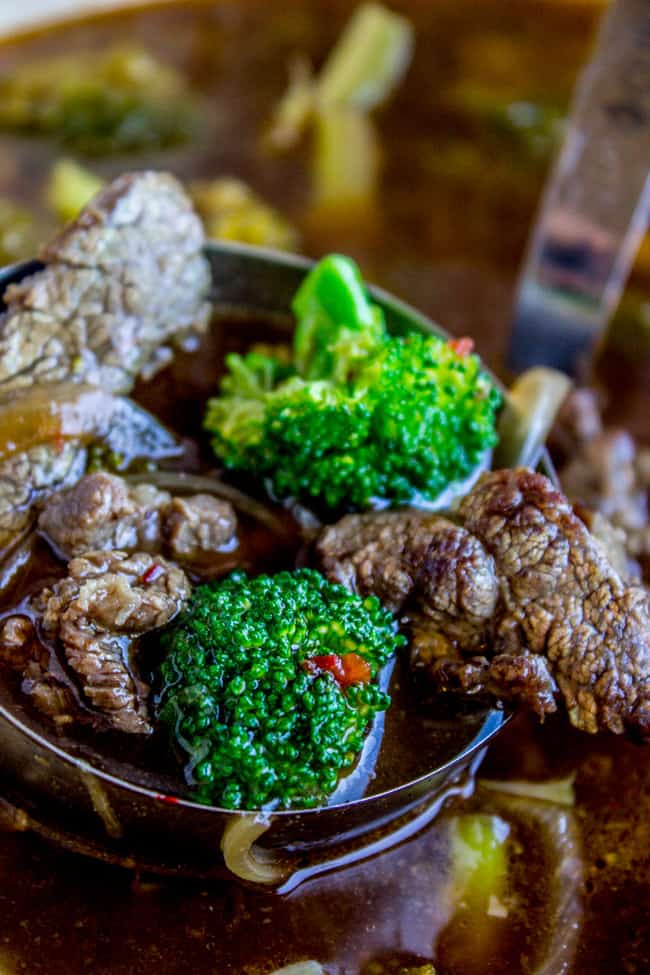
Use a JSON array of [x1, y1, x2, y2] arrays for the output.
[[0, 2, 648, 974]]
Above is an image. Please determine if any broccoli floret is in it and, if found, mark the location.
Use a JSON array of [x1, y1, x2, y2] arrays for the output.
[[205, 253, 501, 512], [156, 569, 403, 810]]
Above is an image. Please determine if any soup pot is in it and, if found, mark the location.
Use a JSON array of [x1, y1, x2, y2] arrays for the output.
[[0, 242, 534, 891]]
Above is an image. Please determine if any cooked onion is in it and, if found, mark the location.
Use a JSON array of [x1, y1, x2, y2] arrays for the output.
[[479, 775, 575, 807], [495, 367, 572, 470], [270, 964, 326, 975], [476, 786, 582, 975], [0, 384, 180, 466], [127, 471, 285, 533], [220, 814, 286, 885], [78, 767, 122, 839]]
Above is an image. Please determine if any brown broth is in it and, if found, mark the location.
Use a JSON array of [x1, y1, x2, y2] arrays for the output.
[[0, 1, 648, 974]]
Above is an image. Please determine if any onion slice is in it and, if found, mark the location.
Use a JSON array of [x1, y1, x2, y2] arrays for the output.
[[220, 814, 286, 886], [495, 367, 572, 470], [0, 384, 180, 466], [270, 964, 326, 975]]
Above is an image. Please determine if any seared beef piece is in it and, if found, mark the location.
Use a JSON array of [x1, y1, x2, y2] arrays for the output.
[[0, 442, 87, 546], [37, 551, 190, 733], [428, 650, 558, 716], [459, 469, 650, 738], [39, 473, 171, 558], [552, 389, 650, 573], [0, 615, 76, 726], [318, 469, 650, 739], [38, 472, 237, 562], [317, 509, 497, 650], [549, 387, 603, 463], [0, 172, 210, 394], [0, 171, 211, 547], [163, 493, 237, 561]]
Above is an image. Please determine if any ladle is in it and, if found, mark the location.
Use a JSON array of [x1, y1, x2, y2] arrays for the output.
[[0, 242, 561, 892]]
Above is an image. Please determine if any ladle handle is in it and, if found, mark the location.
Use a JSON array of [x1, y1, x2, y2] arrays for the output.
[[509, 0, 650, 376]]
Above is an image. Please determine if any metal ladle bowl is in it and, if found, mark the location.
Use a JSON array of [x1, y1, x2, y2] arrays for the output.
[[0, 242, 553, 893]]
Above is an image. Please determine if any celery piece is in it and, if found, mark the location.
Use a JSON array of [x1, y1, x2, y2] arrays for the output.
[[190, 178, 298, 251], [312, 107, 380, 208], [448, 813, 510, 910], [317, 3, 414, 111], [46, 159, 104, 222]]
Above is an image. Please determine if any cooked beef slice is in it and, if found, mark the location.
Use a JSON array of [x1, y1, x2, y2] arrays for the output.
[[35, 551, 190, 733], [0, 171, 211, 547], [0, 442, 87, 547], [552, 388, 650, 572], [461, 469, 650, 737], [163, 493, 237, 561], [0, 615, 76, 726], [317, 469, 650, 739], [0, 171, 211, 394], [38, 472, 237, 562], [317, 509, 497, 650], [39, 473, 170, 557]]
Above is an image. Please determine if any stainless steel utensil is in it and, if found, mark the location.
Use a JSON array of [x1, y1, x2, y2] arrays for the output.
[[509, 0, 650, 376]]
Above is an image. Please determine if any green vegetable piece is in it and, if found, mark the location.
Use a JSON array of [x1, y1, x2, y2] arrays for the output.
[[292, 253, 384, 379], [190, 178, 299, 251], [46, 159, 104, 222], [0, 43, 199, 155], [448, 813, 510, 910], [156, 568, 403, 810], [205, 253, 501, 512], [317, 3, 414, 112]]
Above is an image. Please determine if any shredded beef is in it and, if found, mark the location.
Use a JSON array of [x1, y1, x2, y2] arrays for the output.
[[317, 469, 650, 740], [38, 472, 237, 563]]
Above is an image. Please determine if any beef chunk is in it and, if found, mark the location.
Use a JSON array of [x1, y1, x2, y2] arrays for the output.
[[552, 389, 650, 575], [38, 472, 237, 563], [163, 493, 237, 561], [38, 473, 171, 558], [318, 469, 650, 739], [317, 509, 497, 650], [459, 469, 650, 738], [35, 551, 190, 733], [0, 171, 210, 394], [0, 615, 76, 726], [0, 171, 211, 547], [0, 442, 87, 546]]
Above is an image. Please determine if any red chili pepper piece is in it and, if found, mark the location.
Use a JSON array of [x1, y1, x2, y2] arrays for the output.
[[141, 563, 164, 585], [303, 653, 371, 688], [156, 793, 181, 805], [449, 336, 474, 357]]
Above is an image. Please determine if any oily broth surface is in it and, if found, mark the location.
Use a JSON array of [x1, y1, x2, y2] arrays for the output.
[[0, 1, 648, 973]]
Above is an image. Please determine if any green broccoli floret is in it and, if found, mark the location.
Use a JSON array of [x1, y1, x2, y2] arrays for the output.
[[205, 253, 502, 512], [156, 568, 403, 810]]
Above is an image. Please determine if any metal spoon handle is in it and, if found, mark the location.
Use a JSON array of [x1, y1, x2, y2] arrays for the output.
[[509, 0, 650, 376]]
